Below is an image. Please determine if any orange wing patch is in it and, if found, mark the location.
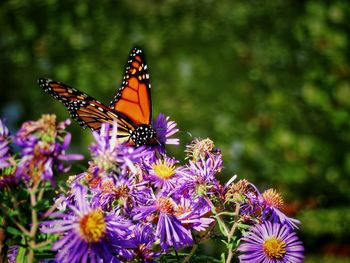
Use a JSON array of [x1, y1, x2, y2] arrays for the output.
[[109, 48, 152, 126]]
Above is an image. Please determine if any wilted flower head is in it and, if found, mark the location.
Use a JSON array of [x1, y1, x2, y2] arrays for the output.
[[225, 179, 257, 204], [261, 188, 301, 229], [14, 115, 83, 182], [238, 222, 304, 263], [263, 188, 284, 209], [15, 114, 69, 145], [185, 138, 216, 161]]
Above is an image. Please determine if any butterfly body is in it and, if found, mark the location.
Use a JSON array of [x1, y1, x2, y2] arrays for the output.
[[130, 124, 157, 147], [38, 48, 157, 147]]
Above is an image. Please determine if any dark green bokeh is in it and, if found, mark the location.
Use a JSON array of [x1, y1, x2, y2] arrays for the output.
[[1, 1, 350, 261]]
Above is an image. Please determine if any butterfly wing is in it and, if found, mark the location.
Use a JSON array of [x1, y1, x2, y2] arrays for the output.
[[109, 47, 152, 126], [37, 78, 134, 142]]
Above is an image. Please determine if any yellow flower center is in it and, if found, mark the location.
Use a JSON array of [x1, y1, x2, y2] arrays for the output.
[[79, 210, 106, 243], [152, 159, 175, 179], [263, 237, 286, 259]]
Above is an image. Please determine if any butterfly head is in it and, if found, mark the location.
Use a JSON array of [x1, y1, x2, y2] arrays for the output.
[[130, 124, 157, 147]]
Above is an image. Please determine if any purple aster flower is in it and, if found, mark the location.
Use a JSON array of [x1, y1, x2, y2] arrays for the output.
[[131, 223, 160, 262], [230, 180, 263, 221], [15, 132, 83, 182], [175, 196, 214, 232], [41, 184, 135, 263], [152, 113, 179, 146], [238, 222, 304, 263], [261, 188, 301, 229], [144, 155, 180, 191], [177, 154, 222, 196], [134, 193, 193, 252], [0, 119, 12, 169], [89, 122, 150, 175], [92, 174, 151, 216]]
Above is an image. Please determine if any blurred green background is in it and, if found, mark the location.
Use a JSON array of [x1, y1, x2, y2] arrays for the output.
[[1, 1, 350, 262]]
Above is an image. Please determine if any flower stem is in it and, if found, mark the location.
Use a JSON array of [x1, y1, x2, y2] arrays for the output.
[[225, 203, 241, 263], [27, 180, 41, 262], [203, 195, 229, 236]]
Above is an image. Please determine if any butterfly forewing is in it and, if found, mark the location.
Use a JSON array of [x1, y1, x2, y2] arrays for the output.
[[109, 47, 152, 126], [37, 78, 134, 138]]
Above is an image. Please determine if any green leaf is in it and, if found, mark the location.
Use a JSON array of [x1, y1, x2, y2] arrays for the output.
[[6, 226, 24, 236]]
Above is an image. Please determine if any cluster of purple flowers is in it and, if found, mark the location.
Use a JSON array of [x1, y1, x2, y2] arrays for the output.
[[1, 114, 304, 262], [225, 180, 304, 262]]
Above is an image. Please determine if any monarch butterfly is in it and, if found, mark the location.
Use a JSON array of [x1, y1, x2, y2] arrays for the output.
[[38, 47, 157, 147]]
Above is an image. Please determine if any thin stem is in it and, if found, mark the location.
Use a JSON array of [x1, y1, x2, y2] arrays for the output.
[[183, 222, 216, 263], [27, 180, 42, 263], [43, 202, 58, 218], [227, 203, 240, 241], [225, 203, 241, 263], [225, 249, 233, 263], [183, 244, 198, 263], [31, 240, 51, 249], [203, 195, 229, 236], [0, 204, 30, 236]]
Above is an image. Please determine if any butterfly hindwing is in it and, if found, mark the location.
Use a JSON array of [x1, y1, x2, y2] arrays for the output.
[[37, 78, 133, 141], [109, 47, 152, 126]]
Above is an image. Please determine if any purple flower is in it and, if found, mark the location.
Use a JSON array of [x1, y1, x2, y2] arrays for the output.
[[15, 116, 83, 182], [153, 113, 179, 146], [235, 181, 264, 220], [89, 122, 149, 175], [175, 196, 214, 232], [41, 185, 135, 263], [238, 222, 304, 263], [0, 119, 12, 169], [6, 245, 18, 263], [93, 175, 151, 216], [131, 223, 160, 262], [177, 154, 222, 196], [134, 194, 193, 252], [144, 155, 180, 191], [261, 188, 301, 229], [0, 119, 18, 188]]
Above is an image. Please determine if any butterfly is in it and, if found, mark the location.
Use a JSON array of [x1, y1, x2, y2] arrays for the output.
[[38, 47, 157, 147]]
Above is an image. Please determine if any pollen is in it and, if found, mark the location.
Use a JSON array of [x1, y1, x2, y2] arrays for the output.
[[79, 210, 106, 243], [156, 197, 175, 214], [152, 159, 175, 179], [263, 237, 286, 259], [262, 188, 284, 209]]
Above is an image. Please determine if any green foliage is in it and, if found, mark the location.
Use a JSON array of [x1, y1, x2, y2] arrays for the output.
[[1, 0, 349, 260]]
